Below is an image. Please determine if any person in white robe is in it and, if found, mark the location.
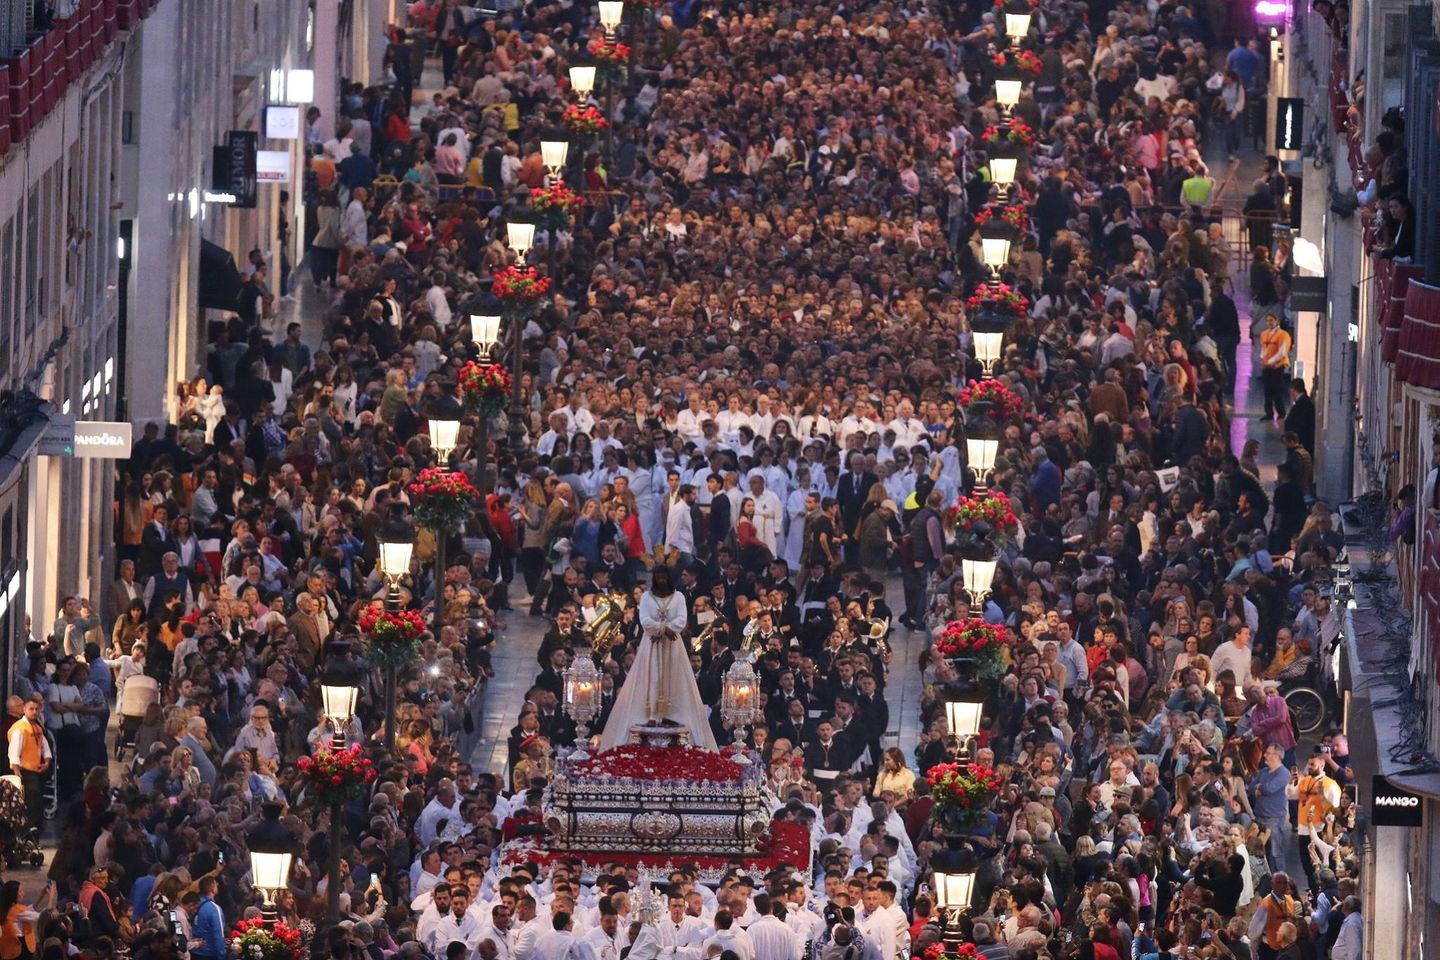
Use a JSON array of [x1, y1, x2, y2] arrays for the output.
[[597, 568, 717, 750]]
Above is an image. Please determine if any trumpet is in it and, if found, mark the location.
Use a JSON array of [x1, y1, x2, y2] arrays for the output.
[[582, 591, 629, 654]]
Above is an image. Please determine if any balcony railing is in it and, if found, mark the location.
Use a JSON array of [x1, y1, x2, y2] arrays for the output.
[[0, 0, 161, 160]]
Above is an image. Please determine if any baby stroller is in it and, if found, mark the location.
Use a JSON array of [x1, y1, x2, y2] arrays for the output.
[[0, 776, 44, 867]]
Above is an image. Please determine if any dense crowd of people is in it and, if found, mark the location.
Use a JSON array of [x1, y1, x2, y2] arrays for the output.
[[0, 0, 1369, 959]]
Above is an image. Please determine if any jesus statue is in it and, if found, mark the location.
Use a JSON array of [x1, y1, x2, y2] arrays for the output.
[[597, 566, 718, 751]]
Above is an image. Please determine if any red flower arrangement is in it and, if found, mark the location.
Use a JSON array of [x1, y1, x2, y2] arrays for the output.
[[957, 378, 1025, 419], [981, 121, 1038, 146], [567, 744, 746, 783], [923, 945, 977, 960], [933, 618, 1007, 658], [493, 265, 552, 303], [587, 37, 632, 64], [965, 282, 1029, 318], [530, 182, 584, 217], [408, 467, 478, 530], [944, 494, 1018, 536], [926, 762, 1004, 832], [357, 603, 426, 669], [458, 361, 512, 412], [563, 104, 609, 134], [930, 946, 977, 960], [973, 203, 1029, 233], [230, 920, 305, 960], [992, 49, 1043, 74], [298, 742, 377, 806], [993, 0, 1039, 8]]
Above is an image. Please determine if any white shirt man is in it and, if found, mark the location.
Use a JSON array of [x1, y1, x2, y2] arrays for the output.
[[478, 907, 519, 960], [416, 886, 457, 950], [1209, 628, 1255, 687], [716, 403, 752, 444], [702, 918, 755, 960], [887, 404, 928, 449], [533, 917, 597, 960], [837, 409, 878, 448], [747, 907, 802, 960], [748, 476, 785, 556], [417, 780, 463, 847], [581, 915, 628, 960], [559, 402, 595, 437], [655, 902, 709, 960], [675, 401, 711, 442], [856, 900, 897, 960], [428, 891, 486, 955]]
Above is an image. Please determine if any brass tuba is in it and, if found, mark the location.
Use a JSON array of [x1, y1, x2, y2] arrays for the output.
[[690, 619, 718, 655], [740, 617, 762, 663], [582, 591, 629, 654]]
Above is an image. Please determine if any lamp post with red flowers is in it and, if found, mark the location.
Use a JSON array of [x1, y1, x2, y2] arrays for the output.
[[493, 249, 553, 455], [299, 741, 376, 923], [374, 519, 416, 752], [408, 467, 478, 643], [247, 804, 298, 926]]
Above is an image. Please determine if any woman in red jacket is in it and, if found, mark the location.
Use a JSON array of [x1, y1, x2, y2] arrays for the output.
[[487, 493, 519, 588]]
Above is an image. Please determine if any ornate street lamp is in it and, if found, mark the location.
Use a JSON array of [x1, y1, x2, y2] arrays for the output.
[[964, 433, 1000, 490], [540, 135, 570, 184], [471, 314, 502, 358], [1001, 0, 1033, 39], [944, 689, 986, 767], [721, 660, 759, 752], [569, 64, 597, 98], [562, 656, 602, 754], [978, 220, 1013, 276], [968, 299, 1014, 377], [319, 657, 364, 747], [506, 219, 536, 264], [248, 804, 297, 922], [960, 553, 998, 608], [598, 0, 625, 35], [932, 862, 978, 954], [428, 418, 461, 465], [994, 69, 1023, 114], [932, 867, 977, 916], [987, 143, 1020, 197], [377, 535, 413, 605]]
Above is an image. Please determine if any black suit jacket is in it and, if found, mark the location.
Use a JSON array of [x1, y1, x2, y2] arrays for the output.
[[138, 524, 180, 579], [708, 495, 732, 549], [837, 472, 879, 530]]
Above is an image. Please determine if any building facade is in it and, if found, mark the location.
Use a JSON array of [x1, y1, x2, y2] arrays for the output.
[[0, 0, 384, 690], [1299, 0, 1440, 955]]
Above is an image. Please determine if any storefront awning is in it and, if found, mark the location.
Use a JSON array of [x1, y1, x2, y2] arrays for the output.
[[1395, 278, 1440, 388]]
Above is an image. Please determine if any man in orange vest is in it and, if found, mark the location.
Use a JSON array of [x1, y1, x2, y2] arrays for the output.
[[6, 695, 51, 834], [1290, 750, 1341, 890], [1246, 871, 1299, 960]]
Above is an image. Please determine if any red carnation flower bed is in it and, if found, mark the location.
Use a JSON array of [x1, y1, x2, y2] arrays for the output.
[[568, 744, 745, 782]]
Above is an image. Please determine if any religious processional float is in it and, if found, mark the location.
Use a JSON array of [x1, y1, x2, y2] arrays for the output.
[[498, 584, 811, 882]]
